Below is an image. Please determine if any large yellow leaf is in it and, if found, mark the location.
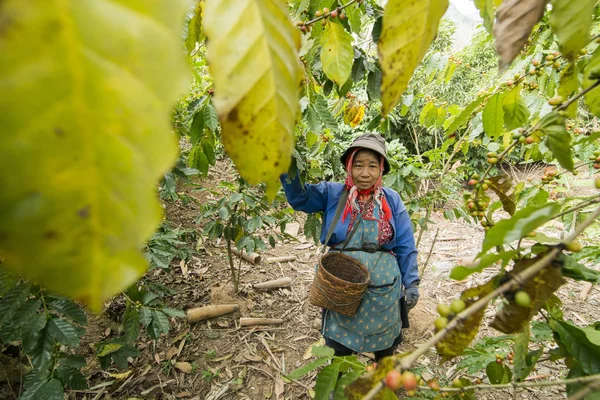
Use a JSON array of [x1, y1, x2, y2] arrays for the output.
[[203, 0, 303, 197], [0, 0, 190, 311], [378, 0, 448, 116]]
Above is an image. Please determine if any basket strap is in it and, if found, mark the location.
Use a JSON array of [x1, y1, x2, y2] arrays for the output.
[[320, 189, 349, 255], [314, 277, 367, 307]]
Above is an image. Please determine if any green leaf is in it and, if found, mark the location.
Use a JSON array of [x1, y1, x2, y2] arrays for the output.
[[503, 86, 530, 131], [46, 297, 87, 326], [558, 64, 580, 118], [139, 307, 152, 327], [566, 365, 600, 400], [483, 93, 505, 139], [0, 298, 42, 343], [204, 0, 303, 198], [450, 250, 517, 280], [161, 307, 186, 318], [583, 48, 600, 116], [304, 213, 322, 244], [189, 111, 205, 145], [247, 216, 263, 233], [48, 317, 79, 347], [560, 253, 600, 282], [203, 103, 219, 133], [311, 345, 336, 358], [532, 321, 554, 342], [551, 319, 600, 374], [486, 361, 513, 384], [30, 326, 54, 371], [56, 364, 88, 390], [378, 0, 449, 115], [473, 0, 495, 33], [367, 67, 382, 101], [314, 363, 340, 400], [149, 309, 170, 338], [185, 1, 205, 53], [123, 304, 140, 344], [333, 370, 362, 400], [321, 21, 354, 86], [0, 0, 191, 312], [22, 314, 48, 354], [108, 344, 139, 369], [513, 324, 542, 381], [0, 282, 31, 324], [457, 336, 514, 373], [189, 145, 210, 176], [286, 357, 331, 380], [0, 267, 17, 296], [314, 95, 338, 130], [420, 102, 438, 128], [96, 342, 124, 358], [482, 203, 562, 252], [549, 0, 596, 60], [202, 140, 216, 166], [545, 126, 574, 172], [20, 379, 64, 400], [444, 94, 488, 133]]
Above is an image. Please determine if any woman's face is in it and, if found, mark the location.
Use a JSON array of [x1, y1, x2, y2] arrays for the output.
[[351, 149, 381, 191]]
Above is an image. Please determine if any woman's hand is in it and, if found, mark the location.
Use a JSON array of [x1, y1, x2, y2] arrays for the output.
[[404, 285, 419, 310]]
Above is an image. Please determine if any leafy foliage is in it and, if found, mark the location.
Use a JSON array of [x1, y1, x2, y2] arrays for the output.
[[0, 275, 88, 397]]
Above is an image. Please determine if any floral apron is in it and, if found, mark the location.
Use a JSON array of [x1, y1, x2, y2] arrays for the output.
[[322, 204, 402, 352]]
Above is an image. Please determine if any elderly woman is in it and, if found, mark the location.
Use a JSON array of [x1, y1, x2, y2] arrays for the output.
[[280, 133, 419, 361]]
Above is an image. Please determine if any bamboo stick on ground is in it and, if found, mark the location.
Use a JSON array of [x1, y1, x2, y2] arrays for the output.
[[187, 304, 239, 323], [240, 318, 284, 327], [580, 282, 593, 301], [231, 248, 261, 264], [253, 277, 292, 289], [266, 256, 297, 263]]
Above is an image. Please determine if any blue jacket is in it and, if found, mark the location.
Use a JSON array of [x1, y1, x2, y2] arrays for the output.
[[281, 174, 420, 288]]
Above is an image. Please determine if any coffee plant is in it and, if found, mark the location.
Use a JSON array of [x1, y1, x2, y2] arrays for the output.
[[2, 0, 600, 398], [198, 178, 295, 291]]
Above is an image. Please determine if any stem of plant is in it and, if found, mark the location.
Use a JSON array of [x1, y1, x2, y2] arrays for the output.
[[550, 195, 600, 221], [418, 373, 600, 393], [556, 80, 600, 112], [302, 0, 358, 26], [362, 205, 600, 400], [569, 377, 600, 400]]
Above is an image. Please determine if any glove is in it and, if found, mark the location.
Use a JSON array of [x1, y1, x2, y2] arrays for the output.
[[404, 285, 419, 310]]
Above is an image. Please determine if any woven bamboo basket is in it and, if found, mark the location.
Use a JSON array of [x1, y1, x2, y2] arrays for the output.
[[309, 252, 370, 316]]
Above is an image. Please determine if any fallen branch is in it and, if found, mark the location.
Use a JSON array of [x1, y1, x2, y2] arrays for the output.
[[231, 248, 261, 264], [187, 304, 239, 323], [240, 318, 284, 327], [253, 277, 293, 289]]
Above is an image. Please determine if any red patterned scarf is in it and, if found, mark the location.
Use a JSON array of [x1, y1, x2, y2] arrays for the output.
[[341, 149, 392, 223]]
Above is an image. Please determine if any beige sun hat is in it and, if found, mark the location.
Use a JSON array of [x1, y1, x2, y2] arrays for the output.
[[340, 133, 391, 175]]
